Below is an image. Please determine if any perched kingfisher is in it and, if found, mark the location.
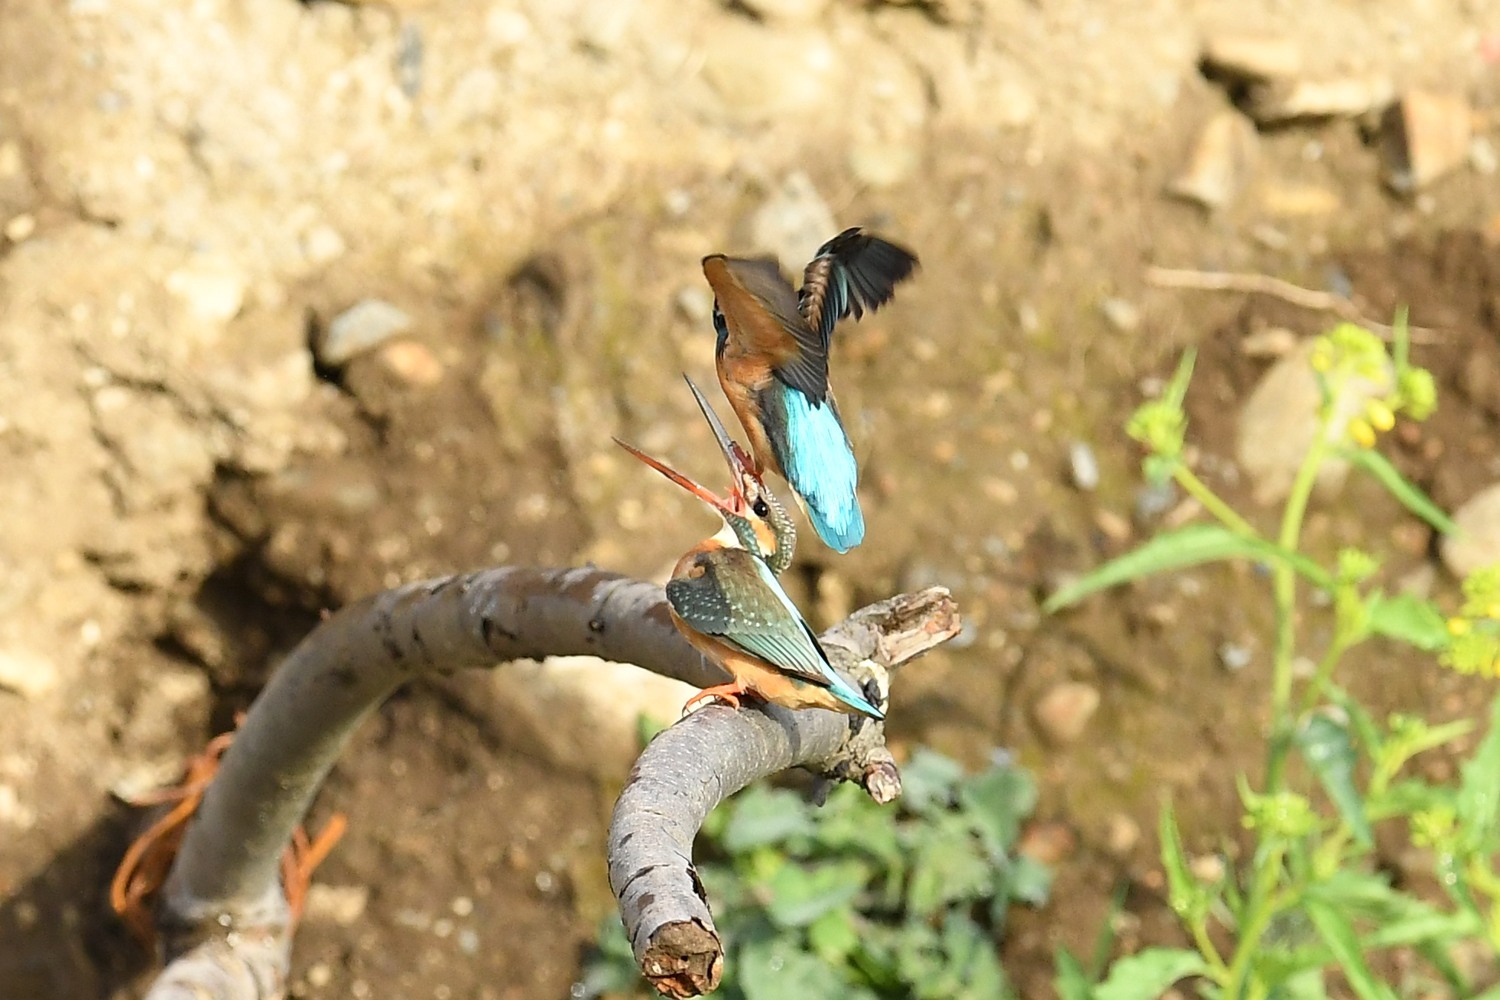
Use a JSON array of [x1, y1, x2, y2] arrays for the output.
[[702, 226, 918, 554], [613, 389, 884, 719]]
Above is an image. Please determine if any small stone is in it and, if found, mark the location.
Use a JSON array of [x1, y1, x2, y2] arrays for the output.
[[1103, 812, 1141, 857], [304, 883, 370, 926], [748, 171, 837, 275], [307, 963, 334, 988], [1240, 326, 1299, 358], [1094, 509, 1131, 542], [0, 648, 59, 700], [1135, 481, 1177, 524], [1244, 76, 1394, 125], [1201, 33, 1302, 81], [1380, 90, 1474, 193], [302, 224, 347, 265], [1217, 642, 1252, 672], [318, 299, 414, 367], [1471, 136, 1498, 176], [1442, 483, 1500, 578], [1259, 182, 1342, 217], [1033, 681, 1101, 745], [1015, 819, 1077, 866], [1068, 441, 1100, 491], [1100, 297, 1139, 332], [1167, 112, 1258, 211], [1189, 853, 1226, 883], [379, 340, 444, 387], [0, 784, 36, 829], [165, 255, 247, 323], [4, 213, 36, 242]]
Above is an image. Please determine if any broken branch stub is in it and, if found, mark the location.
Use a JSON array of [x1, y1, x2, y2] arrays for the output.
[[607, 587, 960, 998]]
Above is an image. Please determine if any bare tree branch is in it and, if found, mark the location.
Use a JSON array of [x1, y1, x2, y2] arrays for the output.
[[607, 588, 962, 998], [139, 568, 956, 999]]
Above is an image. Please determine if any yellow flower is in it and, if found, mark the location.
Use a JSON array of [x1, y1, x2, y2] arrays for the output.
[[1366, 399, 1396, 432], [1448, 617, 1472, 636], [1348, 419, 1376, 449]]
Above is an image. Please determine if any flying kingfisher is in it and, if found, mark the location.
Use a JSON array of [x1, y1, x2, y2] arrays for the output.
[[613, 385, 884, 719], [702, 226, 918, 554]]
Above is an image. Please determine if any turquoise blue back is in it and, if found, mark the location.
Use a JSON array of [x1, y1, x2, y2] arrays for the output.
[[775, 385, 865, 552]]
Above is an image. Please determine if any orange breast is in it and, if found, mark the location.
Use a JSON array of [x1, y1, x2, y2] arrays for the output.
[[716, 363, 782, 479]]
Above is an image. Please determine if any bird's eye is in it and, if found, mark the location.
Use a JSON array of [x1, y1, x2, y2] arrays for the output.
[[752, 498, 770, 517]]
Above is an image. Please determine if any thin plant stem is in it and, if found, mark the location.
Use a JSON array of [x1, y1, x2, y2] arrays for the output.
[[1173, 465, 1260, 539], [1266, 431, 1332, 793], [1223, 846, 1289, 998]]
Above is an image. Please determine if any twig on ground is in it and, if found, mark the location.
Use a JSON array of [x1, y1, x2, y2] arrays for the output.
[[1145, 266, 1441, 342]]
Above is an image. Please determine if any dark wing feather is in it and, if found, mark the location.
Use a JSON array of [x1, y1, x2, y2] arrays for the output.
[[720, 257, 828, 401], [799, 227, 919, 350]]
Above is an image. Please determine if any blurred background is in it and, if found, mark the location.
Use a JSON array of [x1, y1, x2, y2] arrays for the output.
[[2, 0, 1499, 996]]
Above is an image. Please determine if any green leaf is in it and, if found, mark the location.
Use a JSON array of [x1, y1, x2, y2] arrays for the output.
[[1091, 948, 1208, 1000], [905, 817, 994, 918], [1043, 524, 1331, 613], [936, 914, 1012, 1000], [1366, 592, 1451, 651], [1158, 803, 1195, 918], [1344, 448, 1457, 535], [1053, 947, 1094, 1000], [1276, 967, 1332, 1000], [806, 907, 860, 965], [720, 786, 815, 854], [1295, 715, 1373, 847], [739, 936, 857, 1000], [1303, 896, 1399, 1000], [765, 859, 870, 928], [900, 748, 966, 816], [1457, 692, 1500, 851], [1003, 854, 1053, 908], [959, 765, 1037, 855]]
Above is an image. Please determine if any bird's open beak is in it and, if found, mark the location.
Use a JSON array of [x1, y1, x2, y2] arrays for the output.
[[613, 437, 736, 516], [682, 374, 755, 482]]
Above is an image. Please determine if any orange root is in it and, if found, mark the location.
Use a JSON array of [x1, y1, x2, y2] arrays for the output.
[[110, 717, 347, 950], [682, 681, 748, 714]]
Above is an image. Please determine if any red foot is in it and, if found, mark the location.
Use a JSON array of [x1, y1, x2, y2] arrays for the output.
[[683, 681, 748, 715]]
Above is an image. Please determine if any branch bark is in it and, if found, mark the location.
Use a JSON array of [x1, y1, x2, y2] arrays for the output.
[[607, 588, 961, 998], [140, 567, 957, 999]]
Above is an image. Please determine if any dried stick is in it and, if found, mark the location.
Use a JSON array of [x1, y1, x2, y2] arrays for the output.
[[141, 567, 957, 999], [1144, 266, 1440, 341], [608, 588, 960, 998]]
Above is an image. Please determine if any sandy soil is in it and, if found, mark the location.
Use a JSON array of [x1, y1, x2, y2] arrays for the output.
[[2, 0, 1499, 997]]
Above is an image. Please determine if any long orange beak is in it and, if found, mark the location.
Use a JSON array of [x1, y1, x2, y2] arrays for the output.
[[612, 437, 735, 516]]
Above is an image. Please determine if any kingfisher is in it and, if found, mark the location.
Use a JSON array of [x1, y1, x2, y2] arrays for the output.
[[702, 226, 918, 554], [613, 393, 884, 719]]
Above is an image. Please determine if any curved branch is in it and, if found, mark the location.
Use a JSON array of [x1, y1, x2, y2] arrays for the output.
[[149, 566, 725, 999], [607, 587, 961, 998], [142, 566, 956, 999]]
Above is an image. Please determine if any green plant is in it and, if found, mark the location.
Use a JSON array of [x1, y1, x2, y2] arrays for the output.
[[581, 747, 1050, 999], [1047, 315, 1500, 999]]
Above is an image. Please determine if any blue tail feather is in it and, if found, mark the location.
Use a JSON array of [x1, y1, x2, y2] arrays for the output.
[[822, 667, 885, 719], [777, 387, 864, 552]]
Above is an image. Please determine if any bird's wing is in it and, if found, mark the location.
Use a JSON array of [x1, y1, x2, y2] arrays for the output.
[[670, 548, 835, 688], [798, 227, 920, 351], [704, 255, 828, 402]]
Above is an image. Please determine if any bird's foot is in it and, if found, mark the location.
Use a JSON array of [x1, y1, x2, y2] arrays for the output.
[[682, 681, 747, 715]]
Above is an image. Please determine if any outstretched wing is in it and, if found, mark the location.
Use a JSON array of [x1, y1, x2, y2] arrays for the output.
[[704, 254, 828, 402], [799, 227, 919, 350]]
